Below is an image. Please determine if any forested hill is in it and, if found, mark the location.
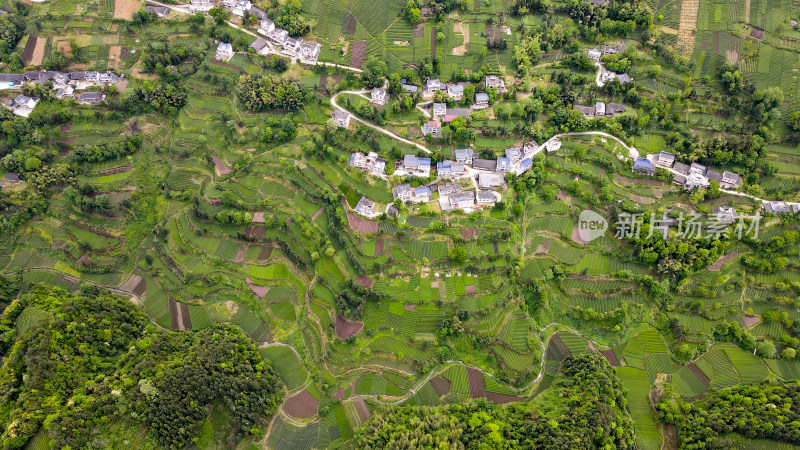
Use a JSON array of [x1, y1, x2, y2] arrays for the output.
[[356, 354, 637, 449], [0, 284, 283, 449]]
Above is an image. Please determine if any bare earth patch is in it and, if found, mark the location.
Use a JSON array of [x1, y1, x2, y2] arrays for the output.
[[707, 252, 739, 271], [486, 392, 525, 404], [452, 22, 469, 56], [211, 156, 231, 177], [234, 245, 246, 263], [688, 363, 711, 387], [460, 227, 477, 240], [113, 0, 142, 20], [355, 275, 374, 288], [466, 367, 486, 398], [534, 237, 552, 254], [743, 315, 762, 327], [350, 41, 366, 67], [412, 23, 424, 38], [245, 278, 270, 298], [108, 45, 122, 70], [430, 375, 451, 396], [629, 193, 656, 204], [678, 0, 699, 53], [353, 397, 370, 422], [335, 316, 364, 339], [346, 211, 379, 234], [119, 274, 146, 296], [283, 390, 318, 419], [601, 349, 620, 366]]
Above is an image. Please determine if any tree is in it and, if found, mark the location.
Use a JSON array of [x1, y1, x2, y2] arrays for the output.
[[448, 246, 468, 264], [782, 347, 796, 359], [756, 340, 777, 358], [361, 55, 388, 88]]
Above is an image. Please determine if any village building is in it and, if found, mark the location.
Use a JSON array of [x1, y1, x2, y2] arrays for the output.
[[585, 48, 602, 61], [349, 151, 386, 174], [421, 120, 441, 137], [443, 108, 469, 123], [473, 158, 497, 171], [712, 206, 737, 224], [474, 92, 489, 109], [258, 19, 275, 35], [684, 172, 710, 190], [600, 44, 625, 55], [505, 148, 522, 163], [298, 43, 321, 62], [673, 161, 690, 175], [4, 95, 39, 117], [432, 103, 447, 120], [573, 104, 596, 117], [230, 0, 252, 17], [190, 0, 214, 12], [516, 158, 533, 175], [454, 148, 473, 165], [496, 157, 511, 173], [450, 191, 475, 210], [446, 83, 465, 101], [4, 172, 21, 183], [424, 79, 443, 96], [414, 186, 433, 202], [332, 110, 351, 128], [706, 169, 723, 184], [478, 172, 504, 188], [763, 201, 791, 214], [267, 28, 290, 46], [523, 141, 539, 156], [215, 42, 234, 62], [690, 162, 707, 176], [632, 158, 655, 176], [395, 184, 413, 200], [249, 6, 268, 20], [438, 183, 460, 196], [282, 37, 303, 56], [477, 190, 496, 206], [401, 81, 418, 93], [371, 88, 388, 105], [250, 38, 269, 53], [354, 196, 377, 217], [655, 151, 675, 168], [55, 86, 74, 99], [437, 160, 465, 178], [545, 138, 562, 153], [721, 171, 741, 188], [485, 75, 505, 90], [144, 5, 170, 17], [402, 155, 431, 176], [78, 91, 106, 105]]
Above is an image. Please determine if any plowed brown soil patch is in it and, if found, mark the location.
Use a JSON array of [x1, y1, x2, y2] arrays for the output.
[[534, 238, 552, 254], [347, 211, 379, 234], [245, 226, 266, 240], [246, 278, 270, 298], [571, 225, 589, 245], [211, 156, 231, 176], [355, 275, 374, 288], [234, 245, 246, 263], [707, 252, 738, 271], [486, 392, 524, 404], [460, 228, 477, 240], [466, 367, 486, 398], [465, 284, 475, 294], [549, 334, 569, 356], [412, 23, 424, 38], [257, 246, 273, 261], [375, 238, 384, 255], [743, 315, 762, 327], [350, 41, 366, 67], [113, 0, 141, 20], [430, 375, 451, 396], [333, 388, 346, 400], [283, 390, 318, 419], [353, 397, 370, 422], [335, 316, 364, 339], [601, 349, 620, 366], [688, 363, 710, 387]]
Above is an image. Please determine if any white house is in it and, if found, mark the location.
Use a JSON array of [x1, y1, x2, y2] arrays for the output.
[[474, 92, 489, 109], [477, 190, 496, 206], [422, 120, 441, 137], [350, 152, 368, 168], [516, 158, 533, 175], [496, 157, 511, 172], [712, 206, 737, 224], [55, 85, 74, 99], [454, 148, 473, 165], [215, 42, 234, 62], [446, 83, 465, 101], [268, 28, 289, 46], [721, 171, 741, 188], [190, 0, 214, 12], [424, 79, 443, 96], [259, 19, 276, 35], [371, 88, 388, 105], [545, 138, 562, 153], [485, 75, 505, 90], [594, 101, 606, 116], [355, 196, 377, 217], [231, 0, 252, 17], [523, 141, 539, 156], [450, 191, 475, 210], [432, 102, 447, 120], [655, 151, 675, 168], [78, 91, 106, 105], [332, 110, 351, 128], [505, 148, 522, 163], [283, 37, 303, 56], [395, 184, 413, 200], [298, 43, 321, 62], [586, 48, 601, 61], [689, 162, 707, 176]]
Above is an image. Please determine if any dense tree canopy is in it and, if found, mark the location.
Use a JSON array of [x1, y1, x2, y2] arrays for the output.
[[357, 354, 636, 449], [237, 74, 305, 111]]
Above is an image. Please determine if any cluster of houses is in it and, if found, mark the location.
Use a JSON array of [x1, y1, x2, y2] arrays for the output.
[[349, 151, 387, 176], [0, 70, 118, 116], [573, 101, 626, 118], [586, 45, 631, 85], [349, 141, 553, 218], [255, 16, 320, 61], [763, 201, 800, 215], [399, 75, 503, 105], [647, 151, 743, 191]]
